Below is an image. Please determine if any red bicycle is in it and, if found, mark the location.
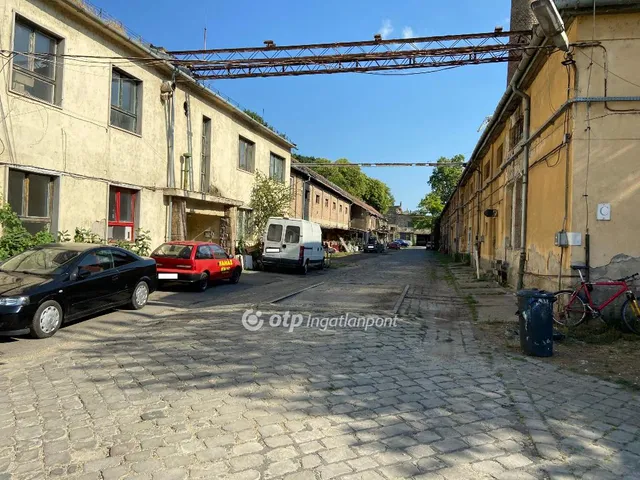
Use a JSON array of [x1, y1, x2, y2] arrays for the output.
[[553, 265, 640, 334]]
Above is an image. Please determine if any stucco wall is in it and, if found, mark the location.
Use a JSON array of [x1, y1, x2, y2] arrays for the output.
[[570, 13, 640, 284], [0, 0, 291, 250]]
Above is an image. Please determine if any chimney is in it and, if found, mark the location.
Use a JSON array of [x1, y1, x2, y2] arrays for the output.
[[507, 0, 536, 84]]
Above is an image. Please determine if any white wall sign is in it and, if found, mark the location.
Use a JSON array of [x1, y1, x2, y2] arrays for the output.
[[596, 203, 611, 221]]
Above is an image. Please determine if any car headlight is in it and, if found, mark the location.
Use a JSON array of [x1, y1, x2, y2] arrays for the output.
[[0, 296, 30, 306]]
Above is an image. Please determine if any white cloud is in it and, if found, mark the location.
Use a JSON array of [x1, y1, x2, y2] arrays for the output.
[[402, 26, 414, 39], [378, 19, 393, 39]]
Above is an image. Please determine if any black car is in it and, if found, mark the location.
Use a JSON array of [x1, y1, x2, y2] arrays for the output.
[[364, 237, 385, 253], [0, 243, 157, 338]]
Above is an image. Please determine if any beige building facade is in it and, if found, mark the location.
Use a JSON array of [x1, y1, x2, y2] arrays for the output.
[[0, 0, 292, 253]]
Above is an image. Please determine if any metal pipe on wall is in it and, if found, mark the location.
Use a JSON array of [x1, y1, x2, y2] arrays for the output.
[[513, 87, 531, 291]]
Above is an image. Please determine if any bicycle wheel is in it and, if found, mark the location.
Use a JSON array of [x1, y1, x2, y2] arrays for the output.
[[553, 290, 587, 327], [622, 299, 640, 335]]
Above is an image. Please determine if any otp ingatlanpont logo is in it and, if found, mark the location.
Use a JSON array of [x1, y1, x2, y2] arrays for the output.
[[241, 309, 264, 331]]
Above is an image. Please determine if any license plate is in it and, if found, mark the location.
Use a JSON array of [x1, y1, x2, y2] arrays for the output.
[[265, 248, 280, 253], [158, 273, 178, 280]]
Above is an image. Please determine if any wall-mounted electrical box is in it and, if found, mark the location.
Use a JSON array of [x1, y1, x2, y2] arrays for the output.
[[555, 231, 582, 247]]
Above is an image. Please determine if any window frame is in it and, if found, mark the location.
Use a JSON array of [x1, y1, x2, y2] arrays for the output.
[[110, 67, 142, 135], [108, 186, 137, 241], [269, 152, 285, 182], [201, 116, 212, 192], [7, 169, 55, 234], [238, 136, 256, 173], [11, 15, 63, 106]]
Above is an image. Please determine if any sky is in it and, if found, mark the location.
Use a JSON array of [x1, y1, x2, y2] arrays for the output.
[[91, 0, 513, 211]]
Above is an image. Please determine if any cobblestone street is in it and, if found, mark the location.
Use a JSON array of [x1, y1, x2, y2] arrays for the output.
[[1, 250, 640, 479]]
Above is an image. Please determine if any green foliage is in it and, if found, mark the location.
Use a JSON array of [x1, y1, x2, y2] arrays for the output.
[[111, 229, 152, 257], [74, 227, 103, 244], [249, 172, 292, 238], [428, 155, 465, 203], [294, 154, 394, 213], [0, 203, 54, 260], [243, 109, 290, 142], [417, 155, 465, 221], [57, 230, 71, 242]]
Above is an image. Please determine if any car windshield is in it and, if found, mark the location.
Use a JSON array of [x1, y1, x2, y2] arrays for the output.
[[152, 243, 193, 259], [0, 246, 80, 275]]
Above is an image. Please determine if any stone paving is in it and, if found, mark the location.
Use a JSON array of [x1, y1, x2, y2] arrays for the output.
[[0, 250, 639, 479]]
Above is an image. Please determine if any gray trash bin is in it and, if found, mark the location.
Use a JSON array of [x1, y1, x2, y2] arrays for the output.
[[516, 289, 556, 357]]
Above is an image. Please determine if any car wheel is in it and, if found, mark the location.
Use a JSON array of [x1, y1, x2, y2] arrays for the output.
[[230, 268, 242, 284], [30, 300, 63, 339], [196, 272, 209, 292], [130, 281, 150, 310], [300, 261, 309, 275]]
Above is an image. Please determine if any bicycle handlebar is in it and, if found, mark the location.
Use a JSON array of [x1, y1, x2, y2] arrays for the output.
[[617, 272, 640, 282]]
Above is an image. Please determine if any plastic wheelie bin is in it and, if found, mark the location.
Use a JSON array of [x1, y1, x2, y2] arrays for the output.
[[516, 289, 556, 357]]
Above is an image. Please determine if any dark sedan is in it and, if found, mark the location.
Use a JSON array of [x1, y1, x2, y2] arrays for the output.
[[0, 243, 157, 338]]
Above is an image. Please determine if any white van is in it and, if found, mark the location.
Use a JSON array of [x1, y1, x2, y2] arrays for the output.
[[262, 217, 324, 274]]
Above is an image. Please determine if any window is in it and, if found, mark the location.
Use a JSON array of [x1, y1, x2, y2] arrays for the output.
[[108, 186, 137, 241], [269, 153, 285, 182], [238, 137, 255, 172], [510, 115, 524, 148], [339, 205, 342, 213], [78, 249, 113, 275], [8, 169, 55, 235], [111, 69, 141, 133], [237, 209, 251, 240], [345, 207, 348, 215], [112, 249, 137, 267], [195, 245, 213, 259], [333, 202, 336, 210], [284, 226, 300, 243], [201, 116, 212, 192], [315, 194, 320, 204], [483, 161, 491, 182], [12, 19, 61, 105], [290, 176, 295, 194], [496, 144, 504, 170], [267, 224, 283, 242], [152, 243, 192, 259], [211, 244, 228, 260], [324, 199, 329, 208]]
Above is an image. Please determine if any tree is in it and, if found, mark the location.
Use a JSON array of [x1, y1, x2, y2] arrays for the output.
[[243, 109, 290, 142], [293, 154, 394, 213], [417, 192, 444, 217], [428, 155, 465, 202], [248, 172, 292, 241]]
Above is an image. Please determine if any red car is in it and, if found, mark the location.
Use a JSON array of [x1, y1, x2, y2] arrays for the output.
[[151, 241, 242, 291], [387, 241, 401, 250]]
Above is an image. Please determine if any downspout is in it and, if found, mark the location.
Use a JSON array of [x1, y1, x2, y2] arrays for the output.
[[513, 86, 531, 291], [186, 93, 194, 190]]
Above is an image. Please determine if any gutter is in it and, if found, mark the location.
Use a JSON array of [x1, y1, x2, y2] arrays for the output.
[[513, 86, 531, 291], [555, 0, 640, 8]]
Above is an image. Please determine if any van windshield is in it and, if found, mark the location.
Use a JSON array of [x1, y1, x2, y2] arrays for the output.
[[267, 224, 283, 242]]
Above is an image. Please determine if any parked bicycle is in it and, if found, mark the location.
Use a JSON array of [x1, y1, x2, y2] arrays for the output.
[[553, 264, 640, 334]]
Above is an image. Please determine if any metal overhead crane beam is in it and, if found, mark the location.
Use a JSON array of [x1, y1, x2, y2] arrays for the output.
[[295, 162, 467, 168], [167, 30, 534, 79]]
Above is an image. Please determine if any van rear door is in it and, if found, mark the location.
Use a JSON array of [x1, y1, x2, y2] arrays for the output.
[[264, 222, 285, 263], [283, 224, 303, 265]]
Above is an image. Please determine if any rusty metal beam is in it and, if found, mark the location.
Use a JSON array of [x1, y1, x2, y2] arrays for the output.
[[167, 29, 534, 80], [295, 162, 468, 168]]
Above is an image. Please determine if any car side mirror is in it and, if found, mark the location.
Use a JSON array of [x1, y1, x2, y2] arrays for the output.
[[76, 268, 91, 280]]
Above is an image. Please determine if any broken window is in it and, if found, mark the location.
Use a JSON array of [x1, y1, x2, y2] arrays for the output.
[[108, 186, 137, 241], [315, 194, 320, 204], [510, 110, 524, 149], [238, 137, 255, 172], [324, 198, 329, 208], [8, 169, 55, 235], [111, 69, 141, 134], [496, 144, 504, 170], [12, 18, 61, 105]]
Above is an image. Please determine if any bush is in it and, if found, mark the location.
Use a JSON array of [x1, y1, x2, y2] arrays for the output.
[[0, 203, 55, 260]]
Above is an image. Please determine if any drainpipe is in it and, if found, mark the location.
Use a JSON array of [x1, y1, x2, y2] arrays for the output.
[[513, 86, 531, 291], [186, 93, 194, 191]]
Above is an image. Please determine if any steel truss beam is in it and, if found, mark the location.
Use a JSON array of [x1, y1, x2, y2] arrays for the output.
[[168, 30, 534, 79]]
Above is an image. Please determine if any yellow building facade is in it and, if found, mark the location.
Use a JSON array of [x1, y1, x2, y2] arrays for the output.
[[440, 5, 640, 291]]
